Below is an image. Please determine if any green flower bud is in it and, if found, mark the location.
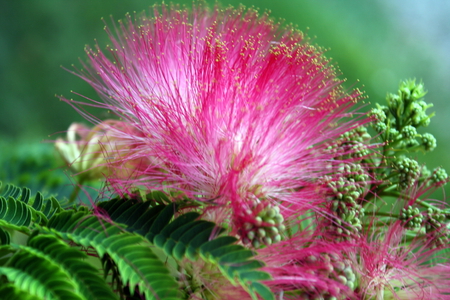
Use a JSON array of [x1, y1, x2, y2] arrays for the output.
[[337, 275, 347, 285], [252, 240, 260, 248], [263, 236, 272, 245], [400, 205, 423, 229], [374, 121, 387, 132], [431, 167, 448, 186], [387, 93, 402, 112], [273, 234, 281, 243], [257, 228, 266, 238], [421, 133, 436, 151], [370, 107, 387, 122], [394, 156, 420, 189], [401, 125, 417, 139]]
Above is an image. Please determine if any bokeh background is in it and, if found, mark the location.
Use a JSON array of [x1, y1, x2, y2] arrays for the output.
[[1, 0, 449, 198]]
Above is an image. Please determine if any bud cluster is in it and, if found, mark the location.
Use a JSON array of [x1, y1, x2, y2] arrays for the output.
[[393, 156, 420, 189], [331, 203, 365, 238], [324, 127, 371, 160], [370, 79, 436, 154], [425, 207, 450, 248], [430, 167, 449, 186], [399, 205, 423, 229], [240, 202, 285, 248], [299, 254, 356, 299], [425, 207, 447, 232], [321, 163, 369, 238], [368, 80, 448, 195]]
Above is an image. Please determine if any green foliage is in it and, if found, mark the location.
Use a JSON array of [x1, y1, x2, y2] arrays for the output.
[[0, 183, 63, 244], [41, 210, 181, 300], [98, 197, 274, 300], [0, 141, 68, 196], [0, 283, 42, 300], [0, 183, 274, 300], [0, 233, 115, 300]]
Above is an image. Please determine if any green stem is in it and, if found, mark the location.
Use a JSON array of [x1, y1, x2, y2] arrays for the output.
[[69, 178, 85, 203], [375, 211, 399, 218], [416, 198, 441, 212]]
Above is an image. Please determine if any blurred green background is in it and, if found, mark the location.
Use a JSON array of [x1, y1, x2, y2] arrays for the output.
[[1, 0, 449, 197]]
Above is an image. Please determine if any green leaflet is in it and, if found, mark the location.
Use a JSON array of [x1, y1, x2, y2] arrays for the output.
[[42, 211, 181, 300], [0, 226, 11, 245], [0, 283, 42, 300], [0, 244, 84, 300], [1, 231, 116, 300], [27, 234, 118, 300], [98, 197, 275, 300], [0, 183, 63, 242]]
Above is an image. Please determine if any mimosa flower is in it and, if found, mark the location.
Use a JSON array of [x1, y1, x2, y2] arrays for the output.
[[56, 120, 151, 181], [257, 231, 357, 299], [55, 122, 110, 181], [61, 3, 367, 236], [350, 220, 450, 299]]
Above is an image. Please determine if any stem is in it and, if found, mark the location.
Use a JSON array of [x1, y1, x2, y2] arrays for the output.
[[375, 211, 399, 218], [416, 198, 441, 211], [69, 178, 85, 203]]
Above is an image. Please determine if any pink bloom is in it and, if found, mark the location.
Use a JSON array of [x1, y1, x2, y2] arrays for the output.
[[62, 3, 366, 234], [258, 231, 357, 299], [350, 220, 450, 299]]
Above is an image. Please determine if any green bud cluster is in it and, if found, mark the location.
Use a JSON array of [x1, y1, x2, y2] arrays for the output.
[[388, 80, 429, 125], [399, 205, 423, 229], [300, 254, 356, 299], [400, 125, 419, 147], [393, 156, 420, 189], [370, 80, 436, 154], [430, 167, 448, 186], [241, 203, 285, 248], [425, 207, 446, 232], [321, 163, 369, 238], [369, 106, 387, 122], [340, 126, 372, 143], [425, 207, 450, 248], [331, 202, 365, 235], [325, 127, 371, 160], [408, 100, 433, 127], [328, 164, 368, 202], [370, 104, 389, 133], [421, 133, 436, 152]]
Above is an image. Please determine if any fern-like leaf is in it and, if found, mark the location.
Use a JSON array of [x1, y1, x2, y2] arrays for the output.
[[98, 198, 275, 300], [0, 283, 41, 300], [27, 233, 118, 300], [0, 244, 85, 300], [0, 226, 11, 245], [0, 183, 63, 241], [42, 210, 182, 300]]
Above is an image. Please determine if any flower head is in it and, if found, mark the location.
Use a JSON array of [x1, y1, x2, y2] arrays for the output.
[[258, 232, 357, 299], [61, 3, 367, 235], [55, 122, 110, 181], [56, 120, 152, 181], [350, 219, 450, 299]]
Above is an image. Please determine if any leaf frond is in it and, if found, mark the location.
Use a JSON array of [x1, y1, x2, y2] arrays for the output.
[[98, 197, 274, 300]]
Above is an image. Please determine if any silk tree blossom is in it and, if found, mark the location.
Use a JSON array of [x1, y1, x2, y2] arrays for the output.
[[56, 120, 152, 181], [350, 220, 450, 300], [61, 3, 368, 236], [55, 122, 112, 181], [257, 231, 358, 299]]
